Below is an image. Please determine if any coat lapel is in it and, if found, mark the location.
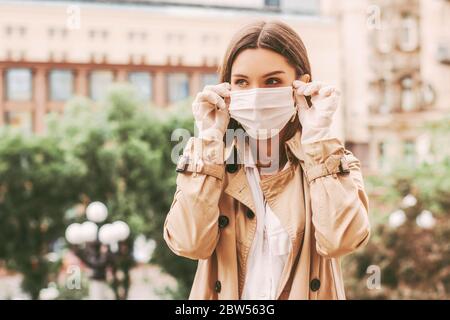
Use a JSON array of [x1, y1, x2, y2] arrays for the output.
[[223, 129, 309, 299], [224, 167, 256, 214]]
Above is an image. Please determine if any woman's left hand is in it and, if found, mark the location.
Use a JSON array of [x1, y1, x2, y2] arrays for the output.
[[292, 80, 340, 144]]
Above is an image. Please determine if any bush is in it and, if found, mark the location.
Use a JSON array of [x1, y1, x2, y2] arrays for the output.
[[344, 119, 450, 299], [0, 132, 83, 299], [0, 85, 198, 299]]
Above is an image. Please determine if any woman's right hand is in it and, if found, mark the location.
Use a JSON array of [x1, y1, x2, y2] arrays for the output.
[[192, 82, 231, 140]]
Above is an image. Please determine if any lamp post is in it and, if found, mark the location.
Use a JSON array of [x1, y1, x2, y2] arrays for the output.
[[65, 201, 130, 300], [388, 194, 436, 230]]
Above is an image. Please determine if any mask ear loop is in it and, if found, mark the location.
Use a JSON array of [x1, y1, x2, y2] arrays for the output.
[[289, 112, 296, 123], [290, 104, 299, 122], [290, 90, 299, 123]]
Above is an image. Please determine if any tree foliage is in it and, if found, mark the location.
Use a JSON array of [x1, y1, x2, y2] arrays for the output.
[[0, 132, 83, 299], [0, 85, 198, 298], [344, 119, 450, 299]]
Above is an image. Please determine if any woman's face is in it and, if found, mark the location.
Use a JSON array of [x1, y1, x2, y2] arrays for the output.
[[230, 47, 297, 91]]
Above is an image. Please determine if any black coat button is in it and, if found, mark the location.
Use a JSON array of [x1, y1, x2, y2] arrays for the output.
[[218, 215, 229, 228], [246, 209, 255, 219], [226, 163, 238, 173], [214, 280, 221, 293], [310, 278, 321, 292]]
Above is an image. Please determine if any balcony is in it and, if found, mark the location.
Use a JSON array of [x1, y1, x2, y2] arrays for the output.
[[436, 43, 450, 65]]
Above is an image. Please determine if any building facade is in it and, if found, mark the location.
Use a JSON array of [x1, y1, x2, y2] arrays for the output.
[[322, 0, 450, 173], [0, 0, 343, 139], [365, 0, 450, 172], [3, 0, 448, 173]]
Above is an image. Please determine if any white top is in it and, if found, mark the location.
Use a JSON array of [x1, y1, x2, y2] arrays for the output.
[[241, 145, 292, 300]]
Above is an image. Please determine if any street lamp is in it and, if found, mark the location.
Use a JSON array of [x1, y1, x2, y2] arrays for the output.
[[388, 194, 436, 230], [65, 201, 130, 300]]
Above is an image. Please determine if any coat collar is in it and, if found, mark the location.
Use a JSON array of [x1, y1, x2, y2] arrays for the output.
[[223, 128, 305, 213], [284, 128, 305, 163], [224, 168, 256, 213], [224, 128, 305, 165]]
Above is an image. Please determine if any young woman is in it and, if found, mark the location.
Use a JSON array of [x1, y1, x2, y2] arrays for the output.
[[164, 20, 370, 300]]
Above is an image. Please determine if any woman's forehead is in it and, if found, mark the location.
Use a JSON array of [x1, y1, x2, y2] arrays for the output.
[[231, 48, 295, 77]]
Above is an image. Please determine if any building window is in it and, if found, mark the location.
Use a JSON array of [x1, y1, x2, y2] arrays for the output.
[[201, 73, 219, 88], [49, 69, 74, 101], [378, 142, 387, 171], [376, 24, 393, 54], [129, 72, 152, 100], [6, 68, 32, 101], [5, 25, 13, 36], [19, 26, 26, 37], [48, 27, 68, 39], [166, 33, 184, 44], [379, 79, 393, 114], [401, 76, 416, 111], [5, 111, 33, 135], [90, 70, 113, 101], [404, 140, 416, 166], [167, 73, 190, 104], [399, 14, 419, 52], [421, 83, 435, 107], [265, 0, 280, 8], [128, 31, 148, 41]]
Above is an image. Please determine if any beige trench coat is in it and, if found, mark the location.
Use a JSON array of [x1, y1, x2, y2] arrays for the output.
[[164, 129, 370, 300]]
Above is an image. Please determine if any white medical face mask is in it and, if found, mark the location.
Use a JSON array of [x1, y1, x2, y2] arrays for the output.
[[229, 86, 297, 140]]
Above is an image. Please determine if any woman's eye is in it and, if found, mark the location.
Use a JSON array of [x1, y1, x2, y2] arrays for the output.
[[265, 78, 281, 86], [234, 79, 248, 87]]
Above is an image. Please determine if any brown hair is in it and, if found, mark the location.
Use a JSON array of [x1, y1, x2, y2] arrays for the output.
[[218, 20, 312, 145]]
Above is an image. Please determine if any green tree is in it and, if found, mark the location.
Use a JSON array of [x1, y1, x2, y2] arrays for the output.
[[344, 118, 450, 299], [0, 85, 200, 299], [49, 85, 198, 298], [0, 131, 84, 299]]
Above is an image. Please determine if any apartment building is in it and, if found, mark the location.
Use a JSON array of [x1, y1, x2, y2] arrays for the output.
[[0, 0, 343, 139], [323, 0, 450, 172]]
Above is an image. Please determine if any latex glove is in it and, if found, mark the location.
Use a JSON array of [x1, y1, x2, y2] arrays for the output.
[[293, 80, 340, 144], [192, 82, 231, 141]]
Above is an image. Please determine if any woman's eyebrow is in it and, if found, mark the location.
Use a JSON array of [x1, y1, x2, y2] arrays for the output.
[[231, 73, 248, 78], [231, 71, 285, 78], [262, 70, 285, 77]]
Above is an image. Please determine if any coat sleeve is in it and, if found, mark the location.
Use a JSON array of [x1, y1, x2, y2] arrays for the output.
[[302, 138, 371, 258], [163, 137, 225, 260]]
